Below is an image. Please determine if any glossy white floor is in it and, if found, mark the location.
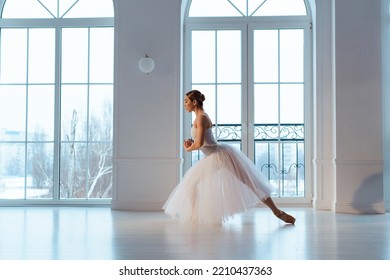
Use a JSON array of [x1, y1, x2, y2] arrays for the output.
[[0, 206, 389, 260]]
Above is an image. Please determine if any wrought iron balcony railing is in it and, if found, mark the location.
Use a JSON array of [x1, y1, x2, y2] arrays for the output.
[[191, 123, 305, 197], [212, 123, 304, 142]]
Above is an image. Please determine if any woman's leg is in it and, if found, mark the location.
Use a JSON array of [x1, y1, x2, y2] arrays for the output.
[[262, 197, 296, 224]]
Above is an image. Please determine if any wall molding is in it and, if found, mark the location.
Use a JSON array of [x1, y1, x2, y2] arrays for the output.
[[313, 199, 334, 211], [312, 158, 334, 165], [313, 158, 384, 166], [335, 201, 385, 214], [334, 159, 384, 166]]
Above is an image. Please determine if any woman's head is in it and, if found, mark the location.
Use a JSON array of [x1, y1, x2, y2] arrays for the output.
[[185, 90, 205, 110]]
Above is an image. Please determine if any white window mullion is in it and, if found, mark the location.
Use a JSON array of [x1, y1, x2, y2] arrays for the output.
[[86, 26, 91, 199], [277, 28, 282, 195], [304, 22, 313, 201], [244, 24, 252, 159], [24, 28, 30, 199], [57, 0, 59, 18], [53, 25, 61, 201], [214, 30, 218, 138], [182, 24, 192, 173]]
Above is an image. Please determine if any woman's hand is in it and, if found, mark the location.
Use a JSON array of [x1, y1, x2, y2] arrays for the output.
[[183, 139, 194, 150]]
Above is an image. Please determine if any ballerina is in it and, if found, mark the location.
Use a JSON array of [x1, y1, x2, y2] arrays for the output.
[[163, 89, 295, 225]]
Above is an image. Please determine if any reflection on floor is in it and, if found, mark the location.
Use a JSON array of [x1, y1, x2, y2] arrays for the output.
[[0, 206, 389, 260]]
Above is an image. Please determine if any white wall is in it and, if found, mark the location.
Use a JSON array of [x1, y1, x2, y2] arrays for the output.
[[111, 0, 182, 210], [111, 0, 386, 213], [334, 0, 384, 213], [382, 0, 390, 211], [313, 0, 385, 213]]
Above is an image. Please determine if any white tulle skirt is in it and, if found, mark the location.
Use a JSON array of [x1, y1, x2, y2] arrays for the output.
[[163, 144, 272, 224]]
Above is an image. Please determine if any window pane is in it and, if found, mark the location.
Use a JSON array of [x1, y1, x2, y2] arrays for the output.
[[248, 0, 269, 16], [192, 31, 215, 83], [61, 28, 88, 83], [0, 86, 26, 140], [217, 85, 241, 124], [281, 142, 305, 197], [189, 0, 242, 17], [27, 86, 55, 141], [28, 28, 55, 83], [39, 0, 57, 17], [62, 0, 114, 18], [280, 84, 304, 124], [3, 0, 114, 18], [230, 0, 247, 16], [88, 143, 112, 198], [26, 143, 54, 199], [89, 85, 113, 142], [215, 85, 241, 144], [189, 0, 307, 17], [280, 29, 304, 82], [0, 143, 25, 199], [61, 85, 88, 141], [255, 142, 280, 196], [90, 28, 114, 83], [254, 84, 278, 124], [59, 0, 75, 17], [253, 0, 307, 16], [0, 29, 27, 83], [60, 143, 87, 199], [217, 30, 241, 83], [254, 30, 278, 83], [2, 0, 51, 18]]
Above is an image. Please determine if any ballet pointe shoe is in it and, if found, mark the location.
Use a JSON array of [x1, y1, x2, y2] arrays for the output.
[[275, 211, 296, 224]]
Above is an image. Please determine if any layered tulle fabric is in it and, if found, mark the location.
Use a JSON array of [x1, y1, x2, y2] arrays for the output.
[[163, 128, 272, 224]]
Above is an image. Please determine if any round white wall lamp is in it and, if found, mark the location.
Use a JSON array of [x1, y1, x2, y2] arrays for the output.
[[138, 54, 155, 74]]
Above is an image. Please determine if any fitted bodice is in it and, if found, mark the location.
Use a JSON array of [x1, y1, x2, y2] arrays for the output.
[[191, 126, 218, 155]]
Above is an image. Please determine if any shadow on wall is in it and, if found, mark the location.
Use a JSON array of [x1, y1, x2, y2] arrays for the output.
[[352, 173, 385, 214]]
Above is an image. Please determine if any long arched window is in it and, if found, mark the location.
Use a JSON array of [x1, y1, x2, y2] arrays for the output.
[[0, 0, 114, 203], [184, 0, 312, 202]]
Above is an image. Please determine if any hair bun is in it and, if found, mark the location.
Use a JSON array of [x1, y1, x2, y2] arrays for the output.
[[201, 94, 205, 102]]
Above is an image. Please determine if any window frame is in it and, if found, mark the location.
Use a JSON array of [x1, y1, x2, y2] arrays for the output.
[[0, 0, 114, 205], [183, 0, 313, 204]]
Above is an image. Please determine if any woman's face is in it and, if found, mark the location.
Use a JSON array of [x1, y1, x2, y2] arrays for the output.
[[184, 96, 195, 112]]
